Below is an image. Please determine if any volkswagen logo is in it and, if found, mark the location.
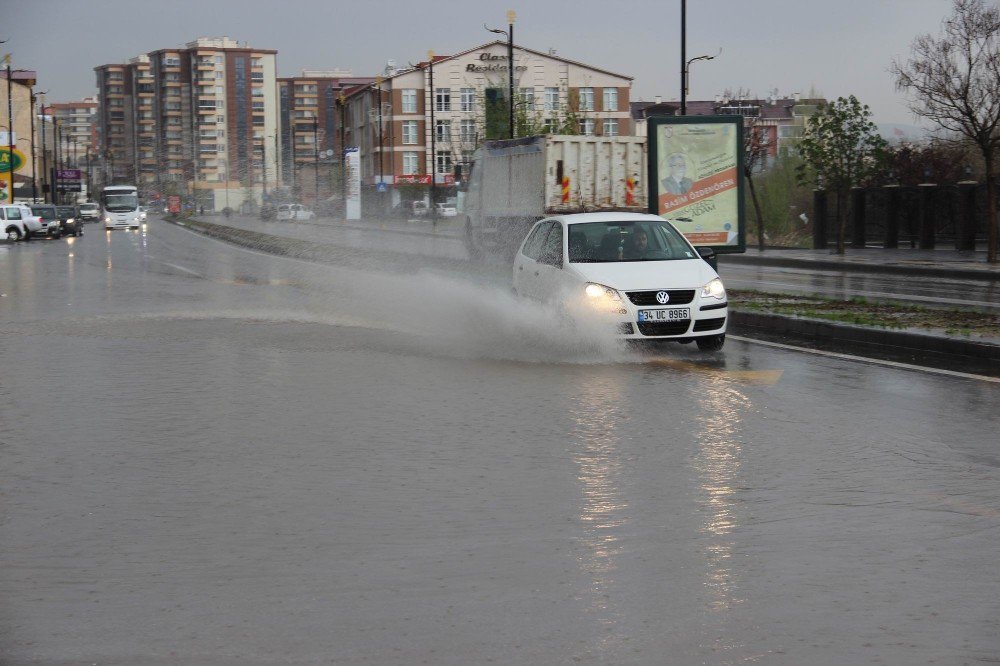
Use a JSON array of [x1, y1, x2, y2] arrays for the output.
[[656, 291, 670, 304]]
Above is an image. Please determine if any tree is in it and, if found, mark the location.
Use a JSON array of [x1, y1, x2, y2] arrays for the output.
[[891, 0, 1000, 262], [796, 95, 887, 254]]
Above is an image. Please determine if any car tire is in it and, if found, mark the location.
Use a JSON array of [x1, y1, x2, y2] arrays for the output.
[[696, 334, 725, 352], [5, 226, 23, 241]]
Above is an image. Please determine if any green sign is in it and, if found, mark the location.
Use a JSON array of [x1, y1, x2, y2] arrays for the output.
[[0, 147, 26, 173]]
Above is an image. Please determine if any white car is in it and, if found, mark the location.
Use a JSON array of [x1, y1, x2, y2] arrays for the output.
[[435, 202, 458, 217], [17, 204, 47, 239], [512, 212, 728, 350], [1, 204, 28, 241], [276, 204, 316, 221]]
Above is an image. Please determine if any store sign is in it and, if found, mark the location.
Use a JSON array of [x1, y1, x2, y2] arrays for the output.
[[466, 52, 528, 73], [647, 116, 745, 253], [57, 169, 82, 181], [395, 174, 431, 185], [345, 147, 361, 220], [57, 182, 83, 192], [0, 147, 26, 173]]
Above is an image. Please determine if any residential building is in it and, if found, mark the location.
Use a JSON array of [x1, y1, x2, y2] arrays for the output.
[[49, 97, 98, 168], [342, 41, 632, 200], [96, 37, 279, 210], [277, 70, 374, 201], [631, 94, 827, 160]]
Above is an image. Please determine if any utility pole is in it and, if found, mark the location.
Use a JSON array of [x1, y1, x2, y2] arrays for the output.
[[680, 0, 687, 115], [508, 10, 515, 138], [313, 117, 319, 204], [375, 75, 384, 212], [260, 139, 267, 202], [53, 117, 60, 204], [29, 90, 36, 201], [338, 91, 346, 205], [39, 93, 48, 202], [428, 50, 436, 219], [6, 53, 15, 202]]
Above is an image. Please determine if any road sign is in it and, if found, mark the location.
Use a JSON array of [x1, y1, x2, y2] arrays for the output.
[[57, 182, 83, 192], [57, 169, 82, 181], [376, 182, 387, 193]]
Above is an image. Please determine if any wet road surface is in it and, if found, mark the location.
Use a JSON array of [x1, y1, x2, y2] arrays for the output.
[[1, 220, 998, 665]]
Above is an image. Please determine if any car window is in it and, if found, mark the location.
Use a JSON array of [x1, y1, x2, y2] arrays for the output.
[[31, 206, 57, 218], [522, 222, 553, 260], [5, 207, 20, 220], [568, 220, 697, 263], [539, 223, 563, 266]]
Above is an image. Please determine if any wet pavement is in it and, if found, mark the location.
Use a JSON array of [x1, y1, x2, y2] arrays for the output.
[[1, 220, 999, 665]]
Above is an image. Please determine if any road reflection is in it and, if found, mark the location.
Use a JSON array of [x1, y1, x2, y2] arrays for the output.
[[692, 376, 751, 614], [569, 372, 629, 652]]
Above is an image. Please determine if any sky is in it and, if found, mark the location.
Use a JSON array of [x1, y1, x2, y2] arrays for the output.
[[5, 0, 959, 126]]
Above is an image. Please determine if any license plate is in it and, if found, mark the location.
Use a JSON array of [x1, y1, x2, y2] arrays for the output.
[[638, 308, 690, 322]]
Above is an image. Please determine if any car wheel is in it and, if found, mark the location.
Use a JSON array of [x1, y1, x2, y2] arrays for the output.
[[696, 334, 725, 352], [5, 226, 23, 241]]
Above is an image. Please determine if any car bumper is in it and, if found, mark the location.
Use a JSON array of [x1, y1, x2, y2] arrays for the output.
[[596, 300, 728, 339]]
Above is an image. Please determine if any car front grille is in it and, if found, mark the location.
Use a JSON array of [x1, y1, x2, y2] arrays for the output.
[[693, 317, 726, 332], [636, 320, 691, 336], [626, 289, 696, 306]]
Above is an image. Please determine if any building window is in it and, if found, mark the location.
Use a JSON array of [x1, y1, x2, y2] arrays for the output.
[[251, 58, 262, 67], [436, 150, 452, 174], [300, 97, 317, 106], [578, 88, 595, 111], [603, 118, 619, 136], [402, 120, 418, 145], [603, 88, 618, 112], [459, 119, 476, 143], [403, 151, 419, 175], [215, 86, 225, 95], [519, 88, 534, 111], [544, 87, 559, 111], [460, 88, 475, 112], [216, 115, 225, 123], [579, 118, 595, 135], [401, 89, 417, 113], [435, 88, 451, 112], [435, 120, 451, 142]]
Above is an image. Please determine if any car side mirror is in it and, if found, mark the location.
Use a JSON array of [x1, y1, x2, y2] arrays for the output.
[[696, 246, 718, 270]]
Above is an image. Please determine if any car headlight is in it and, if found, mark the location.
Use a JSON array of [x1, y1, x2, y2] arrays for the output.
[[585, 282, 622, 301], [701, 278, 726, 300], [104, 216, 111, 223], [67, 218, 74, 224]]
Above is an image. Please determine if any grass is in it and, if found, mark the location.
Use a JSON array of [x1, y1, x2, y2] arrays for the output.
[[729, 289, 1000, 338]]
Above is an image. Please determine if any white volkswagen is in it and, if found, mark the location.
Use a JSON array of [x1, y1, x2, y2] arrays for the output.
[[513, 212, 728, 350]]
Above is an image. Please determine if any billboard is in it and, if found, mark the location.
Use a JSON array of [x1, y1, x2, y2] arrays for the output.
[[345, 148, 361, 220], [647, 115, 745, 253]]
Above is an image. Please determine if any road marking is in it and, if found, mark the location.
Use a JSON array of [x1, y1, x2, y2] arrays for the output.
[[729, 334, 1000, 384], [160, 262, 203, 277]]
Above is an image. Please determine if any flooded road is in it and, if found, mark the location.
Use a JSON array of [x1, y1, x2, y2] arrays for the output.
[[1, 221, 998, 665]]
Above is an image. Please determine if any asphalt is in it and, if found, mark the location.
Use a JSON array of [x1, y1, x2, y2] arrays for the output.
[[166, 213, 1000, 375]]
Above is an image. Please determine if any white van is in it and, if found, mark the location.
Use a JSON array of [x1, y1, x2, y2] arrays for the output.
[[1, 204, 29, 241]]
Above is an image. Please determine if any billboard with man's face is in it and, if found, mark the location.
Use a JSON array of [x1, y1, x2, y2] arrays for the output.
[[647, 115, 745, 253]]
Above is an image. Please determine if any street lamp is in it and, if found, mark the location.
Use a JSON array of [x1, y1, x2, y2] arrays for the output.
[[485, 10, 516, 138], [373, 75, 384, 210], [427, 49, 437, 220], [678, 1, 720, 115]]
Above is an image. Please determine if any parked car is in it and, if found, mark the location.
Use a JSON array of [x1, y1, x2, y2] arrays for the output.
[[512, 212, 728, 351], [435, 202, 458, 217], [411, 201, 429, 217], [276, 204, 316, 221], [27, 204, 62, 239], [56, 205, 84, 237], [78, 202, 100, 222], [1, 204, 29, 241]]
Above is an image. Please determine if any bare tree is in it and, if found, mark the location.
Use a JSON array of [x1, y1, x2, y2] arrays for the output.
[[891, 0, 1000, 262]]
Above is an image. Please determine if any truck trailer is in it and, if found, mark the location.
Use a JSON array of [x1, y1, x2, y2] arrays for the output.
[[461, 135, 647, 258]]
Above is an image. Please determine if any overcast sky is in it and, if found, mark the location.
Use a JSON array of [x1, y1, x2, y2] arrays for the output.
[[7, 0, 957, 126]]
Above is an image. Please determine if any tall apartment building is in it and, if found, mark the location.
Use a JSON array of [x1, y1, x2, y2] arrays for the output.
[[49, 97, 98, 169], [96, 37, 278, 210], [343, 41, 632, 196], [277, 70, 374, 200]]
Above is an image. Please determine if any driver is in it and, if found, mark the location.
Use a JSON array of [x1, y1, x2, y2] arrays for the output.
[[627, 229, 650, 259]]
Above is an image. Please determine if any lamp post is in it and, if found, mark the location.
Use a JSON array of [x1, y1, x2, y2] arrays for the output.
[[485, 10, 516, 138], [338, 91, 346, 205], [29, 90, 37, 201], [5, 53, 15, 202], [374, 75, 384, 210], [39, 93, 49, 202], [313, 117, 319, 204], [680, 0, 686, 115], [428, 50, 437, 219], [53, 117, 60, 204]]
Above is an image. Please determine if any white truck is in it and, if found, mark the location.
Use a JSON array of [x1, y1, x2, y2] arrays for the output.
[[461, 135, 648, 258]]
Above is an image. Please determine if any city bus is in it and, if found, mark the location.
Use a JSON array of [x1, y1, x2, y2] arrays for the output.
[[101, 185, 141, 230]]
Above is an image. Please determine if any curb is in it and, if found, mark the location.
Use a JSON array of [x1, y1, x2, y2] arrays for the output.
[[730, 310, 1000, 372], [718, 253, 998, 282]]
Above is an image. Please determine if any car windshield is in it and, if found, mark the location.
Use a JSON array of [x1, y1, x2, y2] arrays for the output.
[[31, 206, 57, 219], [568, 220, 697, 263], [80, 203, 98, 211], [57, 206, 75, 217], [105, 194, 138, 212]]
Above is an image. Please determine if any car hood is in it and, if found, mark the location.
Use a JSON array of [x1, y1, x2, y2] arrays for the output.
[[567, 258, 718, 291]]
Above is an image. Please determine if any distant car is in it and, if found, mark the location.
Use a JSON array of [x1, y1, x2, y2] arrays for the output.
[[78, 202, 100, 222], [27, 204, 63, 239], [411, 201, 429, 217], [435, 202, 458, 217], [276, 204, 315, 221], [56, 205, 84, 237], [513, 212, 728, 350], [1, 204, 29, 241]]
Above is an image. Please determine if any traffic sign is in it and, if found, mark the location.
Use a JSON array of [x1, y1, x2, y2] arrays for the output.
[[376, 182, 387, 193]]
